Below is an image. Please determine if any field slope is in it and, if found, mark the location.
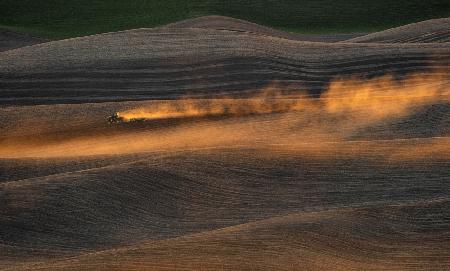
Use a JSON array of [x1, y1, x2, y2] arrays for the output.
[[1, 17, 450, 271], [346, 18, 450, 43], [1, 17, 449, 105]]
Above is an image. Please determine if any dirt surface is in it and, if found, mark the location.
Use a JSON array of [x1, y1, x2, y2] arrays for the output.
[[1, 98, 450, 270], [346, 18, 450, 43], [1, 27, 449, 105], [1, 17, 450, 271]]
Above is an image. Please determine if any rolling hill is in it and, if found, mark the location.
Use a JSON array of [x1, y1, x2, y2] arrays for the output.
[[346, 18, 450, 43], [1, 16, 450, 271], [1, 17, 449, 105]]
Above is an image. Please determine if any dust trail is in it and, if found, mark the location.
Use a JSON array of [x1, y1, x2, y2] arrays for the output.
[[115, 88, 309, 122], [0, 70, 449, 159], [117, 71, 449, 123]]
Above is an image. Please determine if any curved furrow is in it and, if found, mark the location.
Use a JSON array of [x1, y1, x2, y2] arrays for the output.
[[2, 145, 450, 258], [1, 27, 449, 104], [7, 198, 450, 271], [1, 18, 450, 271]]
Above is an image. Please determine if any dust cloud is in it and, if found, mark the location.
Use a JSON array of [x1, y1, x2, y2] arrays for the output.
[[1, 70, 449, 160]]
